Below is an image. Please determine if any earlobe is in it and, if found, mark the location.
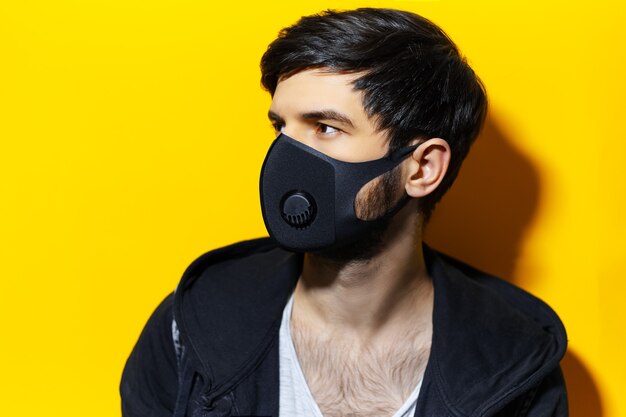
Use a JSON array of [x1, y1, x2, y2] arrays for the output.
[[404, 138, 451, 199]]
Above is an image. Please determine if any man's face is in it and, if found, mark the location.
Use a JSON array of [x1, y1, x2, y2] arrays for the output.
[[267, 68, 406, 260]]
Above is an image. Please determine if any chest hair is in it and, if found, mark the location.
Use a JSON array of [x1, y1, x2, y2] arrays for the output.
[[291, 317, 431, 417]]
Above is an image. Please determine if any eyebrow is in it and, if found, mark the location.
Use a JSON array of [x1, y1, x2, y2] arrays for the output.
[[267, 109, 355, 129], [267, 110, 283, 123]]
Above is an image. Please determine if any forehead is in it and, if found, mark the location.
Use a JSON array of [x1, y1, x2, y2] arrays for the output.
[[270, 69, 369, 119]]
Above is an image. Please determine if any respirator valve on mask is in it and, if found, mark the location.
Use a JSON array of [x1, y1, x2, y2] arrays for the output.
[[281, 191, 316, 229]]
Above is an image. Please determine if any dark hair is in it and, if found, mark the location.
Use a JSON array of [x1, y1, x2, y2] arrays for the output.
[[260, 8, 487, 219]]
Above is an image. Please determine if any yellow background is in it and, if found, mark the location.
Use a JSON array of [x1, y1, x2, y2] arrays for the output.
[[1, 0, 624, 416]]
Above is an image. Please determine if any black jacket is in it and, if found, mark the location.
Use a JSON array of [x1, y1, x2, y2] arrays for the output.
[[120, 238, 568, 416]]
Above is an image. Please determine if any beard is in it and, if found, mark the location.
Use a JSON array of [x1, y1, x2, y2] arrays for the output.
[[311, 165, 406, 263]]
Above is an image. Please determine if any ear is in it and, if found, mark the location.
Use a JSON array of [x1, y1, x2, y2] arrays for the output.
[[404, 138, 451, 199]]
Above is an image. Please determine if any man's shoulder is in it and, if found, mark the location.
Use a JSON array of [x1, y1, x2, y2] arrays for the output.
[[172, 236, 300, 338], [174, 237, 298, 298], [170, 238, 299, 386], [428, 246, 565, 336], [424, 245, 568, 416]]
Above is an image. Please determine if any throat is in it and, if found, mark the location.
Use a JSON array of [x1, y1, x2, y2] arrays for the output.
[[295, 238, 433, 336]]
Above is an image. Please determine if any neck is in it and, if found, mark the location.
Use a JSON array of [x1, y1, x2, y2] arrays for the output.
[[293, 203, 433, 341]]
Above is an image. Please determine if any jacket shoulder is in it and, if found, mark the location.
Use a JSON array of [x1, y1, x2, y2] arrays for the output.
[[437, 250, 566, 335], [172, 238, 299, 392], [424, 247, 568, 416]]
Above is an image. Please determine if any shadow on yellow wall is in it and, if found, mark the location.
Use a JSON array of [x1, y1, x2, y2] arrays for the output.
[[425, 118, 538, 281], [424, 117, 603, 416]]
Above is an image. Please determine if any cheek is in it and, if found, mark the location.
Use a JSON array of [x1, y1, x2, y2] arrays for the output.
[[315, 140, 373, 162], [317, 134, 389, 163]]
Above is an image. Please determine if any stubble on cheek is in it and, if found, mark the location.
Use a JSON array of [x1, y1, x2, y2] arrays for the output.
[[354, 165, 404, 221]]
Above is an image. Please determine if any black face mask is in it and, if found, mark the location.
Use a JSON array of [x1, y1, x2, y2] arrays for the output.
[[259, 133, 418, 252]]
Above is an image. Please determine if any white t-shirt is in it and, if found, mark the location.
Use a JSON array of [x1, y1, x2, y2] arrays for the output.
[[278, 292, 422, 417]]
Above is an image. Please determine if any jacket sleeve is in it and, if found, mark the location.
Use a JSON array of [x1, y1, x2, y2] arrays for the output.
[[120, 292, 179, 417]]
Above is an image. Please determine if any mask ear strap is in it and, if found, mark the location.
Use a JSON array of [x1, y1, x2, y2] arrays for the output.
[[370, 145, 421, 223], [389, 143, 420, 162]]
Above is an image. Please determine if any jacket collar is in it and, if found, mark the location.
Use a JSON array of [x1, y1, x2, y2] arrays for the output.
[[174, 238, 567, 414]]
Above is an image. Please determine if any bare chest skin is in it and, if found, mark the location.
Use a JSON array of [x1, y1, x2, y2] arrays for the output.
[[291, 313, 431, 417]]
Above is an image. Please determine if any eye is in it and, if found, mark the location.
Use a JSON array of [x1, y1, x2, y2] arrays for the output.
[[317, 123, 341, 135], [271, 122, 284, 134]]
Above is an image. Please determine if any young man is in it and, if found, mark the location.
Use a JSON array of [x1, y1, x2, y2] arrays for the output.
[[121, 8, 568, 417]]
